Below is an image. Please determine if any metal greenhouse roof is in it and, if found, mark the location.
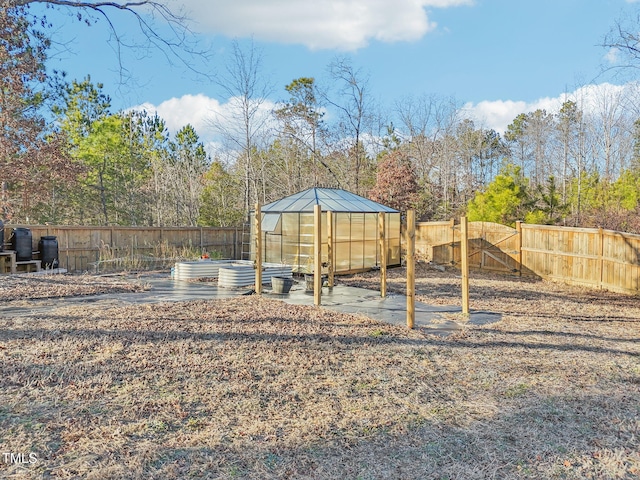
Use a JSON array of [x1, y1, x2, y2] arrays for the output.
[[261, 188, 398, 213]]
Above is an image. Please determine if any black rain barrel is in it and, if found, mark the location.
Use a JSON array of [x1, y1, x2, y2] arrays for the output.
[[11, 228, 32, 261], [0, 219, 3, 252], [39, 236, 59, 269]]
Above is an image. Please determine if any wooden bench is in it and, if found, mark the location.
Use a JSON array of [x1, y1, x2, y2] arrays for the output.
[[15, 260, 41, 273], [0, 250, 17, 274]]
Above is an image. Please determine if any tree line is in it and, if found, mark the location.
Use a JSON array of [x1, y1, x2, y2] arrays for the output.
[[2, 1, 640, 233]]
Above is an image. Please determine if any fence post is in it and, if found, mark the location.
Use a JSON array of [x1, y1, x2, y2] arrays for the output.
[[255, 203, 262, 295], [406, 209, 415, 329], [461, 216, 470, 316], [314, 204, 322, 306], [449, 218, 456, 264]]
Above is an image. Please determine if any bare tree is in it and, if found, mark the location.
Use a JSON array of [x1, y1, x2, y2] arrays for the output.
[[323, 56, 374, 195], [210, 39, 274, 213], [526, 109, 555, 187], [393, 94, 465, 219], [556, 90, 592, 224], [587, 84, 635, 181], [394, 94, 453, 181]]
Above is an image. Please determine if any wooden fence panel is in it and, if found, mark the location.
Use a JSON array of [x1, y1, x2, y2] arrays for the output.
[[601, 230, 640, 294], [413, 220, 640, 293], [202, 228, 238, 259], [111, 228, 154, 249], [3, 225, 240, 273], [159, 228, 197, 249], [521, 225, 602, 287], [415, 221, 454, 263]]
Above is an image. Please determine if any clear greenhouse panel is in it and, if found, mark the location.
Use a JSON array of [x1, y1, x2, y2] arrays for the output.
[[251, 188, 402, 274]]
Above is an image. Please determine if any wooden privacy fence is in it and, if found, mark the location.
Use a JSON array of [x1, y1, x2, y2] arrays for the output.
[[415, 220, 640, 295], [3, 225, 241, 272]]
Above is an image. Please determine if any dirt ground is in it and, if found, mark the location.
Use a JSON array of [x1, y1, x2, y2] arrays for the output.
[[0, 266, 638, 479], [0, 274, 148, 302]]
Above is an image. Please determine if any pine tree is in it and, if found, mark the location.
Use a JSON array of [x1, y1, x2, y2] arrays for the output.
[[467, 164, 531, 226]]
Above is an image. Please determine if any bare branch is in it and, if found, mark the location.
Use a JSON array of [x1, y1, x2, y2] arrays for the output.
[[20, 0, 211, 81], [600, 9, 640, 79]]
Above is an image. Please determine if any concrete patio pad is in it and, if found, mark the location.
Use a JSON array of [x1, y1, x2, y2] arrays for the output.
[[2, 274, 501, 335], [263, 280, 501, 335]]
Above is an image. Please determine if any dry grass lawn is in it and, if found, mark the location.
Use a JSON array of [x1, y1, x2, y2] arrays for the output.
[[0, 266, 638, 479]]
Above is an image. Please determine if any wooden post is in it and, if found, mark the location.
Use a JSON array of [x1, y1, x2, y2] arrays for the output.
[[406, 209, 415, 329], [379, 212, 387, 298], [515, 220, 523, 277], [461, 216, 470, 316], [449, 218, 456, 265], [327, 210, 334, 288], [598, 227, 605, 290], [254, 203, 262, 295], [314, 204, 322, 306]]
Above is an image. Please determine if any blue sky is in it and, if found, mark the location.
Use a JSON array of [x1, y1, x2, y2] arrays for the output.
[[37, 0, 638, 145]]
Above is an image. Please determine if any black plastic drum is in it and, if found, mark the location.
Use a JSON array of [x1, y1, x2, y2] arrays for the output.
[[39, 236, 59, 269], [11, 227, 32, 261]]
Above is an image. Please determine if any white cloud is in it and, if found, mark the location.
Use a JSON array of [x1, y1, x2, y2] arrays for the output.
[[464, 97, 561, 134], [178, 0, 473, 50], [136, 94, 221, 138], [133, 94, 276, 156], [464, 82, 637, 134]]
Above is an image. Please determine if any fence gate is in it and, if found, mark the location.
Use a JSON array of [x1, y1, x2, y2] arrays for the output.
[[466, 222, 519, 274]]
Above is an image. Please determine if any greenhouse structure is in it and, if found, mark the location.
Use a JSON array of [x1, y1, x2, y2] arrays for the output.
[[250, 187, 401, 274]]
